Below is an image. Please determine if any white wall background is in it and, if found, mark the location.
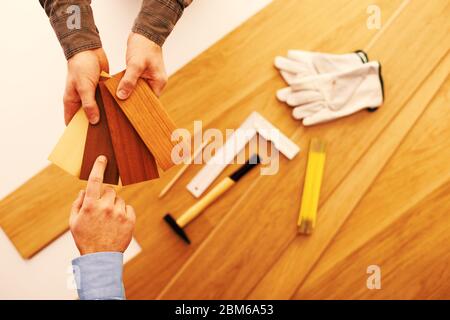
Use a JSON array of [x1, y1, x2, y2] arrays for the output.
[[0, 0, 271, 299]]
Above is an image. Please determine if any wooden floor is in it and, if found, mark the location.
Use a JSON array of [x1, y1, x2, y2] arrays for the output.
[[1, 0, 449, 299]]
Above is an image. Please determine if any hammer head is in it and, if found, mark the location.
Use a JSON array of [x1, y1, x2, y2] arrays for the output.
[[163, 213, 191, 244]]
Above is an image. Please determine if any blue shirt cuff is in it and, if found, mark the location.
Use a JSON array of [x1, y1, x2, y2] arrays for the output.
[[72, 252, 125, 300]]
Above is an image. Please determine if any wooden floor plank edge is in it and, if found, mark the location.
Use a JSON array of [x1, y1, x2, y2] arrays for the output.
[[247, 45, 450, 299], [286, 54, 450, 299], [157, 0, 414, 298], [156, 169, 266, 299]]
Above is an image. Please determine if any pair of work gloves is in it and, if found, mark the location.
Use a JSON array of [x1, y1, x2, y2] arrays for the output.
[[274, 50, 384, 126]]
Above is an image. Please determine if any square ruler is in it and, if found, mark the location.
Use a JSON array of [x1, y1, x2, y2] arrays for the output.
[[186, 112, 300, 197]]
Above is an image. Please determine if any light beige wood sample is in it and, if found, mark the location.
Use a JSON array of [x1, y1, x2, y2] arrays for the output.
[[48, 108, 88, 177], [47, 71, 111, 178]]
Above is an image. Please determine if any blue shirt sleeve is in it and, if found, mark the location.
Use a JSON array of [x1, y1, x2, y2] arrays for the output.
[[72, 252, 125, 300]]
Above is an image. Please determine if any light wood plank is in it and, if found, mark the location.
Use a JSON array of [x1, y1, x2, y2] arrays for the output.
[[251, 53, 450, 299], [158, 0, 449, 299], [298, 179, 450, 299], [250, 36, 450, 302], [0, 165, 85, 258], [125, 0, 404, 299], [294, 77, 450, 299]]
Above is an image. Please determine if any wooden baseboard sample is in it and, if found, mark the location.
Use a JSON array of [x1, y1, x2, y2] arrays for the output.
[[104, 71, 177, 171], [48, 108, 88, 177], [99, 82, 159, 185], [79, 86, 119, 185]]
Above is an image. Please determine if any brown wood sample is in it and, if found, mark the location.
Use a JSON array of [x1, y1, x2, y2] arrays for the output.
[[104, 72, 177, 171], [99, 82, 159, 185], [79, 86, 119, 185]]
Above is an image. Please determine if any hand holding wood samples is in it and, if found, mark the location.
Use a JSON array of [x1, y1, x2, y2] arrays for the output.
[[48, 71, 177, 185], [103, 71, 178, 171]]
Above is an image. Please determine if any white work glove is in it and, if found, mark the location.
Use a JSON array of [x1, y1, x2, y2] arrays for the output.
[[274, 50, 368, 85], [277, 61, 384, 126]]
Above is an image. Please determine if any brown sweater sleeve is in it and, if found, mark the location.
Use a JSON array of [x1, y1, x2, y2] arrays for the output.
[[132, 0, 193, 46], [39, 0, 102, 60]]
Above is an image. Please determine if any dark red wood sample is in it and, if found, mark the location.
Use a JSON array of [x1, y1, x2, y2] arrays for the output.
[[104, 71, 177, 171], [99, 82, 159, 185], [80, 86, 120, 185]]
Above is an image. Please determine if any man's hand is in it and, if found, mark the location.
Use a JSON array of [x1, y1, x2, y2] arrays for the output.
[[64, 48, 109, 125], [116, 32, 168, 100], [70, 156, 136, 255]]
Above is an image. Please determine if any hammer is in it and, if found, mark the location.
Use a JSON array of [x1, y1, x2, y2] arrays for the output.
[[164, 154, 261, 244]]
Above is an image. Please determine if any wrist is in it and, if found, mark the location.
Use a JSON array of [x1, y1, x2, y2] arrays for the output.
[[65, 43, 103, 61], [79, 246, 124, 256], [79, 250, 123, 256], [67, 48, 109, 74]]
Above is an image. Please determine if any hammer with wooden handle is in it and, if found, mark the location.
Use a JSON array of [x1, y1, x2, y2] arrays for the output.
[[164, 154, 260, 244]]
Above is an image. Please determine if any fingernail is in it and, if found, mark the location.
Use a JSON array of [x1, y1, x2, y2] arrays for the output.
[[117, 89, 128, 100], [98, 155, 107, 163], [90, 115, 100, 124]]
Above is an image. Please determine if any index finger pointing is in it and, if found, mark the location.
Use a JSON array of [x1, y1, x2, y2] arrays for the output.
[[86, 155, 107, 199]]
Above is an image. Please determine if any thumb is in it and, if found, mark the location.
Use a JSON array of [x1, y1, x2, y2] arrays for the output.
[[78, 85, 100, 124], [117, 63, 143, 100]]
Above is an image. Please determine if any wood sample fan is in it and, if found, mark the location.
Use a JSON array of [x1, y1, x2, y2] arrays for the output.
[[48, 71, 178, 186]]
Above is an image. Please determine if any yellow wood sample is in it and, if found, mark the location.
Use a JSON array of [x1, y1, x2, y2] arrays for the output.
[[48, 108, 88, 176]]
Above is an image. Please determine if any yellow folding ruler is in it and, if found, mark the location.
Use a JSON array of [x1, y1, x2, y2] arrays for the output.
[[298, 138, 326, 235]]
